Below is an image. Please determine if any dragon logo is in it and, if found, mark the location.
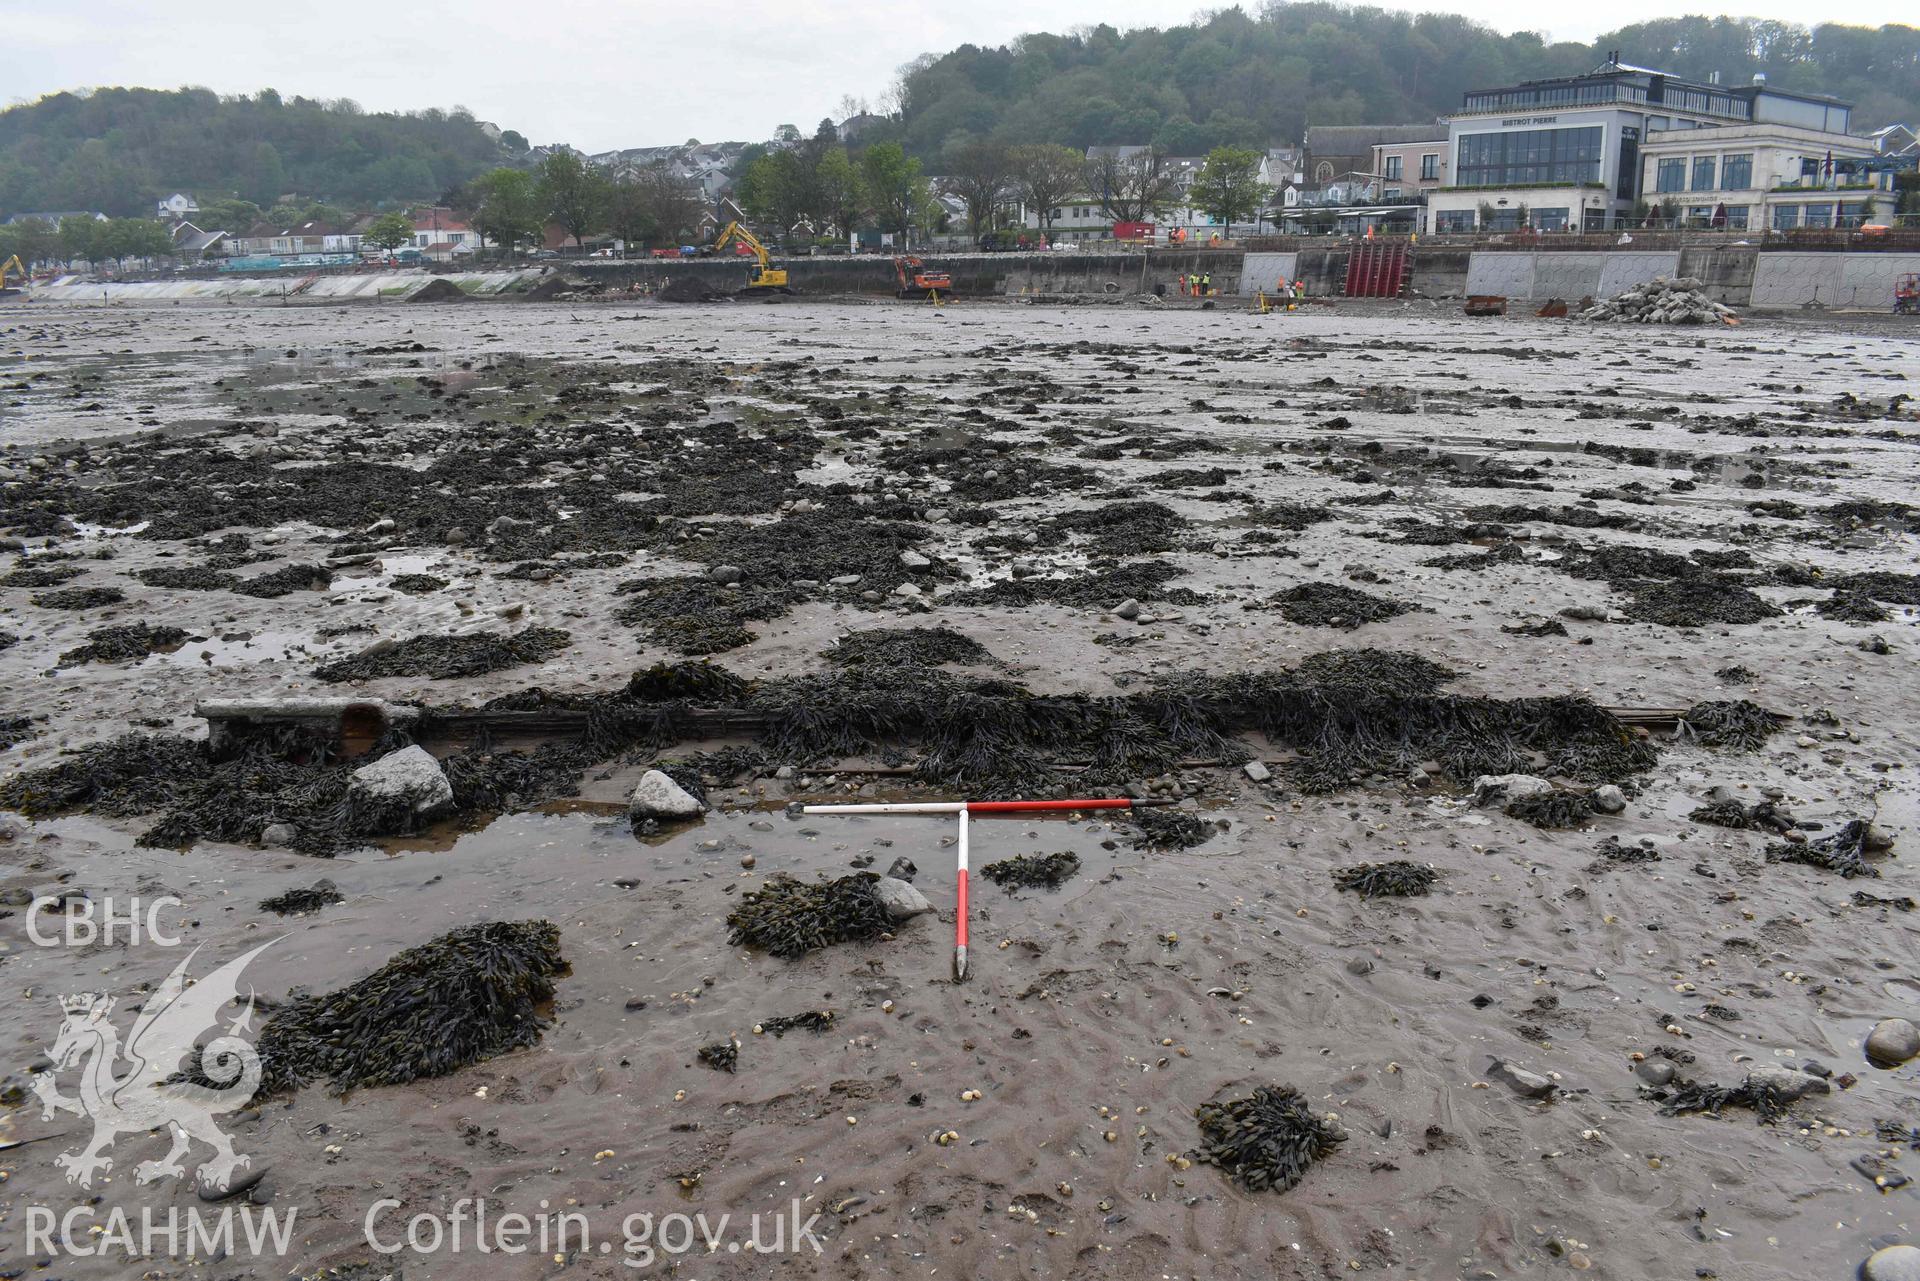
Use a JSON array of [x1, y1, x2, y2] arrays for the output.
[[32, 941, 274, 1190]]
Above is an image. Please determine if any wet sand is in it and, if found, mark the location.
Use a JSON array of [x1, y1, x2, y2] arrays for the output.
[[2, 296, 1918, 1279]]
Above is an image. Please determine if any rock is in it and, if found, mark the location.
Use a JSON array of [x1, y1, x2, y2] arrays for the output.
[[628, 770, 705, 821], [1243, 760, 1272, 783], [1473, 773, 1553, 808], [444, 527, 469, 546], [1590, 785, 1627, 815], [1487, 1058, 1555, 1099], [707, 564, 744, 585], [885, 857, 918, 882], [1862, 1245, 1920, 1281], [1636, 1059, 1675, 1087], [1113, 598, 1142, 620], [871, 876, 932, 921], [1559, 604, 1609, 621], [828, 574, 862, 587], [892, 583, 923, 598], [0, 887, 32, 907], [775, 765, 795, 780], [259, 822, 298, 848], [1744, 1064, 1829, 1102], [899, 550, 931, 570], [348, 746, 453, 817], [1865, 1018, 1920, 1067], [739, 853, 755, 869]]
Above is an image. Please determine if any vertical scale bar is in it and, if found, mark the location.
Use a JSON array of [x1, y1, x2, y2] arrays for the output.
[[953, 808, 970, 982]]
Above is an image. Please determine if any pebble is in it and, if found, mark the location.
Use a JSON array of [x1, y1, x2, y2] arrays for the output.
[[1113, 598, 1142, 620], [706, 564, 744, 584], [1863, 1245, 1920, 1281], [900, 550, 931, 569], [1635, 1059, 1675, 1087], [1243, 760, 1271, 783], [1487, 1058, 1555, 1099], [1865, 1018, 1920, 1067]]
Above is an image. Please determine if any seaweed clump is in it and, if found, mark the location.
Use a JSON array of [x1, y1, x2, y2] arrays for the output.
[[1767, 820, 1878, 879], [1505, 791, 1597, 829], [1269, 583, 1414, 629], [725, 874, 895, 959], [1622, 580, 1779, 627], [980, 851, 1081, 891], [314, 628, 571, 681], [31, 586, 125, 610], [1661, 1078, 1795, 1123], [698, 1040, 739, 1073], [56, 622, 189, 665], [1193, 1085, 1347, 1193], [1680, 700, 1778, 750], [252, 920, 566, 1095], [757, 1011, 835, 1037], [1126, 809, 1212, 851], [1689, 798, 1793, 833], [1332, 860, 1436, 898], [260, 879, 344, 916], [828, 627, 990, 668]]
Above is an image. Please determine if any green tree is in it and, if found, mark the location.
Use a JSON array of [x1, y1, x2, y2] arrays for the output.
[[247, 142, 286, 205], [1010, 144, 1084, 235], [197, 198, 261, 230], [860, 142, 928, 242], [465, 168, 545, 256], [814, 147, 865, 241], [367, 211, 415, 256], [536, 150, 609, 248], [500, 129, 530, 153], [605, 173, 660, 252], [738, 151, 808, 238], [1191, 146, 1267, 237], [59, 216, 101, 264], [7, 217, 59, 267]]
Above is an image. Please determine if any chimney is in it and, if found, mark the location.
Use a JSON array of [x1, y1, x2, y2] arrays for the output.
[[1709, 71, 1720, 85]]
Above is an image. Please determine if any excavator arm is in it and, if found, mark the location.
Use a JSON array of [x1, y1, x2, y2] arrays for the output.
[[0, 254, 26, 290], [709, 222, 790, 295]]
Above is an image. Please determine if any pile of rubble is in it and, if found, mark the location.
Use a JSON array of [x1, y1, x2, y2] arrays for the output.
[[1578, 276, 1736, 326]]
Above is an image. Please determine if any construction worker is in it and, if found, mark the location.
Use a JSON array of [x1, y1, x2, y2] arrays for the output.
[[1200, 272, 1212, 297]]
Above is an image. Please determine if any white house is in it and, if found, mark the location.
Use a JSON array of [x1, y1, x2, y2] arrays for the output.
[[155, 192, 200, 220]]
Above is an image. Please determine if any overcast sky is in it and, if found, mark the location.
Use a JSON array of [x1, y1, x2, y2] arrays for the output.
[[10, 0, 1910, 152]]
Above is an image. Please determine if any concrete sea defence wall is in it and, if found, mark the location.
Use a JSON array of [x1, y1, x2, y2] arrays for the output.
[[15, 246, 1917, 311]]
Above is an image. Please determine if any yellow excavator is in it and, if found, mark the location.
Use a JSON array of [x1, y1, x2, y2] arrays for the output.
[[709, 221, 793, 296], [0, 254, 27, 297]]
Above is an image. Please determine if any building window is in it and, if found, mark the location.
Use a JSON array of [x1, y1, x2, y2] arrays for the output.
[[1772, 204, 1798, 230], [1655, 159, 1686, 193], [1804, 203, 1832, 228], [1455, 126, 1603, 187], [1691, 157, 1716, 191], [1721, 154, 1752, 190], [1839, 201, 1870, 227], [1420, 153, 1439, 181], [1725, 206, 1749, 229], [1436, 209, 1475, 232], [1385, 156, 1402, 180], [1532, 207, 1570, 230]]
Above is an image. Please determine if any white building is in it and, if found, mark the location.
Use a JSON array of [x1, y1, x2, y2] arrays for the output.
[[1637, 122, 1883, 230], [1425, 56, 1856, 233], [155, 192, 200, 220]]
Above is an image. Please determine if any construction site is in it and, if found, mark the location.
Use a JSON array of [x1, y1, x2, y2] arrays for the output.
[[2, 280, 1918, 1280]]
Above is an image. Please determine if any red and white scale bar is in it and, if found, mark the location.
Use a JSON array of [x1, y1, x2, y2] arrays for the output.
[[798, 798, 1172, 980]]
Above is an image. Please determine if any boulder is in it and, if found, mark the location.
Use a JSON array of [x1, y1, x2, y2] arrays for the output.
[[1862, 1244, 1920, 1281], [1590, 785, 1628, 815], [1243, 760, 1272, 783], [628, 770, 705, 821], [1745, 1064, 1829, 1102], [348, 746, 453, 817], [1865, 1018, 1920, 1067], [871, 875, 932, 921], [1473, 773, 1553, 809]]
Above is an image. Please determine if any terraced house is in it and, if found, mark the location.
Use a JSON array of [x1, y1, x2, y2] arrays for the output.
[[1425, 55, 1862, 233]]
